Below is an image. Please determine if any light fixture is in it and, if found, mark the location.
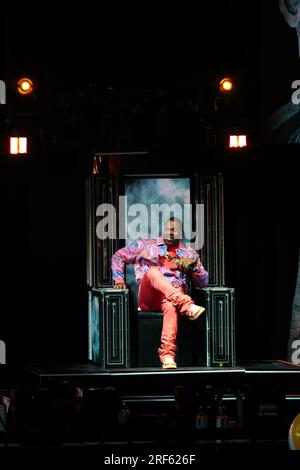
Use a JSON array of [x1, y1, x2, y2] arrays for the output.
[[9, 137, 28, 155], [17, 77, 34, 95], [229, 135, 247, 148], [219, 77, 234, 93]]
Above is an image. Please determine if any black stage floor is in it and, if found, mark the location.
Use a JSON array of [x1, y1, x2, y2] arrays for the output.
[[22, 360, 300, 393], [25, 359, 300, 378]]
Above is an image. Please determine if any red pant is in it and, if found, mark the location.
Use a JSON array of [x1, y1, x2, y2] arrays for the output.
[[138, 267, 195, 360]]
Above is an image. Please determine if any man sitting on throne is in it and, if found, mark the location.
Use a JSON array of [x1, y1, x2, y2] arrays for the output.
[[112, 217, 208, 369]]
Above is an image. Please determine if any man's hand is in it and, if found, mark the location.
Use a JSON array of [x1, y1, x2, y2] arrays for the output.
[[176, 258, 196, 272], [114, 282, 127, 290]]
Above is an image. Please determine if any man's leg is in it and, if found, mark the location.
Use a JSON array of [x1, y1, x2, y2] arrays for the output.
[[158, 299, 178, 362], [138, 267, 204, 368], [138, 267, 195, 315], [138, 268, 179, 367]]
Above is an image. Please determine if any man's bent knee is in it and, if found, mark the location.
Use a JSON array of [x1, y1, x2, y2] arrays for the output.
[[146, 266, 162, 279]]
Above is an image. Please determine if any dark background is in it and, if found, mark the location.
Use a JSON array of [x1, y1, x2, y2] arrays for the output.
[[0, 2, 299, 365]]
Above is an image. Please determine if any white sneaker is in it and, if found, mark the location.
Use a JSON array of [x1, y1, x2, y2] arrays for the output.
[[161, 356, 177, 369], [187, 305, 205, 321]]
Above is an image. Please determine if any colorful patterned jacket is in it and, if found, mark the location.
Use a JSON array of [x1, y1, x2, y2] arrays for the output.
[[111, 237, 209, 292]]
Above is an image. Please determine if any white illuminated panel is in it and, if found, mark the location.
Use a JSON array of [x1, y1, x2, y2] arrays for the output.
[[10, 137, 19, 154], [19, 137, 28, 154], [229, 135, 247, 148], [9, 137, 28, 155]]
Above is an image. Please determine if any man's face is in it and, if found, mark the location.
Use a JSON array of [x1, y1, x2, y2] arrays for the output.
[[163, 220, 182, 247]]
